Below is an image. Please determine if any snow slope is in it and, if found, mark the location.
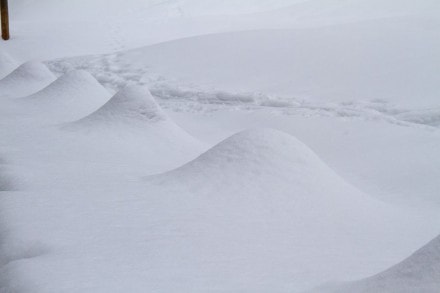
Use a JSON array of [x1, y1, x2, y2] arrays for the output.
[[171, 109, 440, 207], [17, 70, 111, 123], [71, 85, 169, 127], [0, 51, 17, 80], [59, 85, 204, 173], [317, 234, 440, 293], [0, 62, 56, 98], [67, 85, 198, 145], [130, 129, 437, 292]]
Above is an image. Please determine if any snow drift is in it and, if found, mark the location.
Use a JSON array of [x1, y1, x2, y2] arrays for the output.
[[1, 1, 439, 292], [320, 234, 440, 293], [138, 128, 429, 292], [73, 85, 168, 126], [0, 51, 17, 80], [0, 127, 434, 293], [0, 62, 56, 98], [63, 85, 203, 168], [19, 70, 111, 123]]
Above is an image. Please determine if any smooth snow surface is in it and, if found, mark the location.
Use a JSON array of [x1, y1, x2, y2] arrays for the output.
[[12, 0, 306, 20], [318, 234, 440, 293], [0, 62, 56, 98], [5, 0, 439, 60]]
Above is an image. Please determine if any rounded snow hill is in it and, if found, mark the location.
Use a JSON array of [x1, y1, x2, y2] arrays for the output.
[[64, 85, 203, 166], [141, 128, 431, 292], [149, 129, 397, 212], [73, 85, 168, 126], [0, 50, 17, 80], [319, 234, 440, 293], [19, 70, 111, 123], [0, 61, 56, 98]]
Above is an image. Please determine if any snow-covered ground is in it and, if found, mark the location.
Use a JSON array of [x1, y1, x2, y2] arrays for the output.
[[1, 1, 439, 292], [315, 234, 440, 293]]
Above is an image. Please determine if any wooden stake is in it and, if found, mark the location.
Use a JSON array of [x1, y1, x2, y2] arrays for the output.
[[1, 0, 9, 40]]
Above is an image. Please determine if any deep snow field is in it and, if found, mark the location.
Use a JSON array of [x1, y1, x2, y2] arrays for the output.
[[1, 0, 440, 292]]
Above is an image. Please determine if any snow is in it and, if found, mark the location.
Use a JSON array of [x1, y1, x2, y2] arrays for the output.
[[317, 234, 440, 293], [0, 51, 17, 80], [48, 16, 440, 108], [0, 61, 56, 98], [11, 0, 306, 20], [17, 70, 111, 123], [74, 85, 168, 125], [0, 122, 436, 292], [1, 0, 439, 292], [5, 0, 439, 60], [65, 85, 201, 153]]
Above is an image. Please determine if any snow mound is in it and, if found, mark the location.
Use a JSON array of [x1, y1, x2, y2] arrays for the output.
[[140, 129, 422, 292], [157, 128, 331, 183], [149, 129, 410, 215], [65, 85, 202, 166], [151, 128, 378, 204], [0, 61, 56, 98], [73, 85, 168, 126], [20, 70, 111, 123], [0, 51, 17, 80], [321, 234, 440, 293]]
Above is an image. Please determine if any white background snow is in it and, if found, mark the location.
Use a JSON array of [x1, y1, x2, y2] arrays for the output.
[[0, 0, 439, 292]]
